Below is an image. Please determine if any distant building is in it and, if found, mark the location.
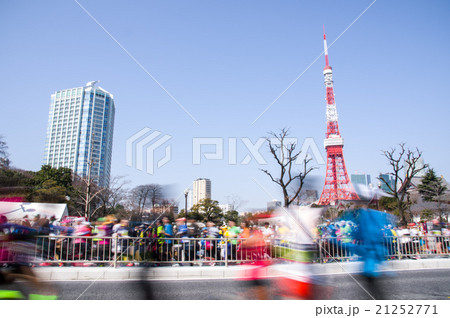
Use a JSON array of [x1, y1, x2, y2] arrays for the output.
[[43, 81, 115, 187], [351, 173, 371, 187], [219, 204, 232, 213], [405, 158, 426, 178], [146, 205, 179, 215], [192, 178, 211, 206], [267, 200, 282, 211], [379, 174, 395, 193], [143, 205, 179, 222], [351, 173, 373, 198]]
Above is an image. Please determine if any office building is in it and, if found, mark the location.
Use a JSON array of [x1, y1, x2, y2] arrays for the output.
[[379, 174, 395, 193], [351, 173, 372, 188], [192, 178, 211, 206], [43, 81, 115, 187]]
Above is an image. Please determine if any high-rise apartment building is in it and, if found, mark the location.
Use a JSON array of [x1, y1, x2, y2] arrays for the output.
[[43, 81, 115, 187], [192, 178, 211, 206]]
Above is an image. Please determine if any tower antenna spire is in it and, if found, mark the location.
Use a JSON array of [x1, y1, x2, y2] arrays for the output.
[[323, 25, 329, 67]]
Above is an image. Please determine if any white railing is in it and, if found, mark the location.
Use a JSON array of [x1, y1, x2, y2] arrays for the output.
[[2, 236, 275, 267], [1, 235, 449, 267], [317, 235, 450, 263]]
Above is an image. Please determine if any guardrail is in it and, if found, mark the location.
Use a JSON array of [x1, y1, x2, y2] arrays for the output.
[[2, 236, 276, 267], [1, 235, 449, 267], [318, 235, 450, 263]]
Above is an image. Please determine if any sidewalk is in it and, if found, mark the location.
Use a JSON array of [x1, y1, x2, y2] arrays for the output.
[[32, 258, 450, 281]]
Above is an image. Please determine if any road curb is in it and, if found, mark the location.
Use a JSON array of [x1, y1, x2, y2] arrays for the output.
[[32, 258, 450, 281]]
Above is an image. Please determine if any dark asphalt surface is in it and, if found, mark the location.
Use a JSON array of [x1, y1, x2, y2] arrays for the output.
[[2, 269, 450, 300]]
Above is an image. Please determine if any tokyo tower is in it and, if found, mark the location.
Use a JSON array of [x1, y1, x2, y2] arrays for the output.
[[318, 29, 359, 206]]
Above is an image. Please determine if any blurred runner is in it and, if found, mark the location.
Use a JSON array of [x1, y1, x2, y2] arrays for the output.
[[341, 208, 395, 300], [0, 214, 58, 299], [270, 206, 324, 299], [161, 217, 173, 261]]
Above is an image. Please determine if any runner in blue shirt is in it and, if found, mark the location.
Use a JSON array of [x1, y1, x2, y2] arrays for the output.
[[161, 217, 173, 261]]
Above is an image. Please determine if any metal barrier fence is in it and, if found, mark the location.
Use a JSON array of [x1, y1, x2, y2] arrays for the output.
[[318, 235, 450, 263], [1, 235, 449, 266], [2, 236, 276, 267]]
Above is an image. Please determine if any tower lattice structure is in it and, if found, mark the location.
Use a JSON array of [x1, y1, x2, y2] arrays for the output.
[[318, 29, 359, 206]]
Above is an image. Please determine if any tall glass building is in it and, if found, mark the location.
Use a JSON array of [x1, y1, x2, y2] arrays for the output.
[[43, 81, 115, 187]]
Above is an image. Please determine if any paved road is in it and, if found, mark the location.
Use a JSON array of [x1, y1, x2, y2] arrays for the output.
[[4, 268, 450, 300]]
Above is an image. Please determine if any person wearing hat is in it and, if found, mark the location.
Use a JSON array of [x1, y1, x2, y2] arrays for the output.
[[398, 225, 412, 257]]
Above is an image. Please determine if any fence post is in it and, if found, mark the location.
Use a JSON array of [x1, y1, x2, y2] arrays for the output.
[[396, 236, 402, 260], [319, 238, 323, 264], [113, 236, 118, 268], [225, 242, 228, 267]]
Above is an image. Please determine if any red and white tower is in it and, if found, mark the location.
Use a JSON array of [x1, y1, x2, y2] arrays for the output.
[[318, 29, 359, 206]]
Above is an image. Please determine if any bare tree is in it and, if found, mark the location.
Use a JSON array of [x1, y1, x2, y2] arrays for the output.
[[378, 143, 428, 226], [227, 194, 245, 212], [131, 185, 151, 213], [129, 183, 163, 219], [149, 184, 162, 209], [261, 128, 315, 208], [128, 185, 151, 222], [72, 174, 104, 220], [95, 175, 130, 217]]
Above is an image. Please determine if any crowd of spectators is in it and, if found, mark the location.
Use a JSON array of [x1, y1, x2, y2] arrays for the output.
[[3, 212, 450, 266], [2, 214, 289, 266], [317, 218, 450, 261]]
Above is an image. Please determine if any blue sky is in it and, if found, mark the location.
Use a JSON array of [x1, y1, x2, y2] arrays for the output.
[[1, 0, 449, 210]]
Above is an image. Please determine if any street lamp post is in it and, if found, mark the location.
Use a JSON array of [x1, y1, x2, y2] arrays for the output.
[[184, 189, 189, 217]]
